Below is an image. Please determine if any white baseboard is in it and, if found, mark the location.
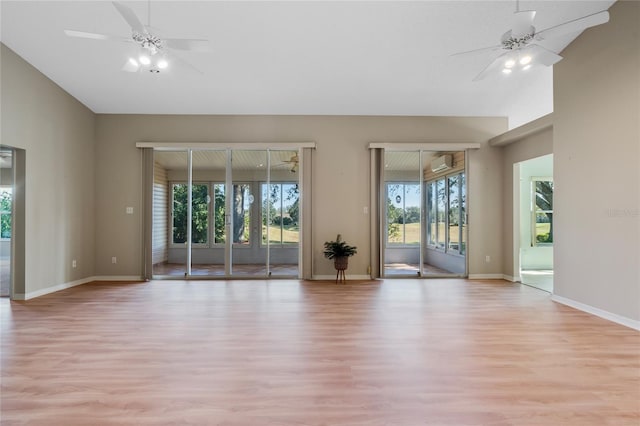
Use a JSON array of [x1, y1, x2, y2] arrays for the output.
[[468, 274, 508, 280], [92, 275, 144, 281], [312, 274, 371, 281], [12, 275, 144, 300], [13, 276, 96, 300], [551, 295, 640, 331], [502, 275, 520, 282]]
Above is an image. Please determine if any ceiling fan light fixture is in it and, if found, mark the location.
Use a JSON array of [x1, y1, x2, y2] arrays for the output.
[[522, 64, 532, 71], [504, 59, 516, 68], [519, 55, 532, 65], [502, 68, 512, 75], [157, 58, 168, 69], [128, 57, 139, 67], [139, 54, 151, 65]]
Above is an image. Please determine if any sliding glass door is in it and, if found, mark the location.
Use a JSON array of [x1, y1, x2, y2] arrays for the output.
[[381, 149, 467, 278], [266, 150, 300, 277], [229, 150, 267, 276], [152, 150, 189, 277], [151, 148, 300, 278], [383, 151, 422, 276]]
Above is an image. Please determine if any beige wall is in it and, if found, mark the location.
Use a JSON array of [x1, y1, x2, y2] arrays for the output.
[[0, 44, 96, 296], [94, 115, 507, 278], [554, 0, 639, 320], [500, 127, 554, 277]]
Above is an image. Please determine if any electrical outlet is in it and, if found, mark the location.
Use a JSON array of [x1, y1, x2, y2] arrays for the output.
[[485, 255, 491, 263], [112, 257, 117, 264], [72, 259, 77, 268]]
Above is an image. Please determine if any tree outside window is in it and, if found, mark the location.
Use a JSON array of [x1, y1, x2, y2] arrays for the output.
[[533, 179, 553, 245], [386, 183, 420, 245], [262, 183, 299, 245], [213, 184, 226, 244], [172, 183, 209, 244], [0, 188, 11, 240], [232, 184, 251, 244]]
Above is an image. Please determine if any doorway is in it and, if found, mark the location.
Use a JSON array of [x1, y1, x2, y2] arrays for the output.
[[381, 150, 467, 278], [151, 148, 302, 278], [0, 147, 13, 297], [514, 154, 554, 292]]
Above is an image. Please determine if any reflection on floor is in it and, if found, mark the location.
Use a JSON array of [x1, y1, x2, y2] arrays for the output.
[[0, 257, 9, 297], [384, 263, 456, 276], [521, 270, 554, 293], [153, 262, 299, 277]]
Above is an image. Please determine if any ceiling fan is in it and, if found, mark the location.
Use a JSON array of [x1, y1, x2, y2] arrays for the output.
[[281, 154, 299, 173], [454, 1, 610, 81], [64, 1, 209, 74]]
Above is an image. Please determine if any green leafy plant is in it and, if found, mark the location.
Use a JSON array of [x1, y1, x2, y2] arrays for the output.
[[323, 234, 357, 259]]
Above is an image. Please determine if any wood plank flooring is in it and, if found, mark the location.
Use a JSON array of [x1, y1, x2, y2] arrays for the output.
[[1, 279, 639, 425]]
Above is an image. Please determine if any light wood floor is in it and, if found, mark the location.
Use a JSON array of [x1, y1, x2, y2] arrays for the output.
[[1, 279, 639, 425]]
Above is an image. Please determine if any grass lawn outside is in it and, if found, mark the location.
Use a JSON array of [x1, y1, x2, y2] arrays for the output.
[[263, 224, 299, 244], [388, 222, 464, 245]]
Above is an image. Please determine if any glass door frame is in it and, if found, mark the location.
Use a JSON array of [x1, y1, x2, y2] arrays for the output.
[[143, 142, 314, 280], [381, 150, 424, 277], [377, 147, 470, 279]]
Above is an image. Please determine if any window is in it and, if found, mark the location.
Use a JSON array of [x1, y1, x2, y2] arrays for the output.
[[0, 187, 11, 240], [426, 172, 465, 254], [427, 182, 436, 246], [386, 183, 420, 245], [448, 175, 459, 251], [262, 183, 299, 245], [172, 183, 209, 245], [532, 179, 553, 246], [436, 179, 446, 249], [460, 173, 466, 255], [171, 182, 252, 247]]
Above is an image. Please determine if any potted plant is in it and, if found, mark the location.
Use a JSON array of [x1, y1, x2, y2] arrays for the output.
[[323, 234, 357, 282]]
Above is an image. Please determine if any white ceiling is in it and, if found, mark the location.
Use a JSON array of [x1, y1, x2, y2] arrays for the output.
[[0, 1, 615, 128]]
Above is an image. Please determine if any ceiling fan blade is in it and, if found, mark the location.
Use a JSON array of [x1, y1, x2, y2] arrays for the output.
[[65, 30, 110, 40], [164, 38, 211, 52], [451, 44, 502, 57], [64, 30, 129, 42], [166, 51, 204, 75], [112, 1, 146, 35], [122, 58, 140, 73], [535, 10, 609, 41], [524, 44, 563, 67], [472, 52, 511, 81], [512, 10, 536, 36]]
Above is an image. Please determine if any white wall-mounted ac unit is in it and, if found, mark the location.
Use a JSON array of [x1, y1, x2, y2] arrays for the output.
[[431, 154, 453, 173]]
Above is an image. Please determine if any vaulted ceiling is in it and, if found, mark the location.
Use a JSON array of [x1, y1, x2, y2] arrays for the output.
[[0, 1, 615, 128]]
